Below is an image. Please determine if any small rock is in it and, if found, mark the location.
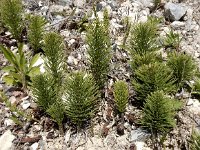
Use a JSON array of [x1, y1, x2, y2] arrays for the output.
[[50, 5, 64, 13], [134, 141, 151, 150], [21, 100, 31, 110], [67, 55, 75, 66], [64, 129, 71, 144], [129, 128, 150, 142], [4, 119, 15, 127], [30, 142, 38, 150], [74, 0, 86, 8], [0, 130, 15, 150], [117, 123, 125, 135], [9, 96, 17, 104], [164, 2, 187, 21], [171, 21, 185, 28]]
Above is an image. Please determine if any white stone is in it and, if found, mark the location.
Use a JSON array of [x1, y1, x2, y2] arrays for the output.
[[32, 56, 45, 73], [139, 16, 148, 23], [9, 96, 17, 104], [74, 0, 86, 8], [134, 141, 152, 150], [129, 128, 150, 142], [67, 55, 75, 66], [187, 99, 200, 115], [69, 39, 75, 46], [164, 2, 187, 21], [21, 100, 31, 110], [64, 129, 71, 144], [30, 142, 39, 150], [50, 5, 64, 13], [60, 30, 70, 37], [4, 119, 15, 126], [0, 130, 15, 150], [171, 21, 185, 28]]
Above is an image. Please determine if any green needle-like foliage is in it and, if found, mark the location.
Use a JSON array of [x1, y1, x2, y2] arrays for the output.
[[132, 62, 175, 103], [167, 52, 197, 88], [192, 78, 200, 98], [0, 43, 41, 90], [47, 102, 65, 135], [141, 91, 179, 148], [27, 15, 46, 53], [113, 80, 129, 113], [130, 52, 162, 71], [65, 72, 100, 127], [31, 74, 56, 111], [43, 32, 66, 87], [164, 30, 181, 51], [128, 17, 161, 70], [128, 17, 160, 56], [0, 0, 23, 41], [86, 9, 111, 89], [190, 130, 200, 150]]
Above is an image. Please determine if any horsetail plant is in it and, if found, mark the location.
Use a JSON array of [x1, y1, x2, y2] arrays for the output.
[[0, 0, 24, 41], [113, 80, 129, 113], [27, 15, 47, 53], [86, 8, 111, 89], [64, 72, 100, 128], [141, 91, 180, 149]]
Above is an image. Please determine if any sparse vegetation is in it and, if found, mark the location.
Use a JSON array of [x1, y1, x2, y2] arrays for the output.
[[141, 91, 180, 149], [113, 80, 129, 113], [27, 15, 46, 53], [0, 43, 41, 90], [190, 129, 200, 150], [64, 72, 100, 127], [86, 9, 111, 89], [0, 0, 24, 41], [167, 52, 197, 89], [132, 62, 175, 103]]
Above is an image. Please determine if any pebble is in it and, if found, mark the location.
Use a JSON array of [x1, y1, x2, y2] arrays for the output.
[[9, 96, 17, 104], [164, 2, 187, 21], [21, 100, 31, 110], [0, 130, 15, 150], [30, 142, 39, 150]]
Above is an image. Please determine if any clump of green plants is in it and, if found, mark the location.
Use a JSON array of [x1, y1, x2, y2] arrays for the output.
[[31, 74, 56, 111], [190, 129, 200, 150], [132, 62, 175, 103], [128, 17, 160, 56], [128, 17, 162, 70], [164, 30, 181, 51], [0, 0, 24, 41], [47, 101, 65, 134], [167, 52, 197, 89], [31, 32, 66, 134], [0, 43, 41, 90], [43, 32, 66, 87], [141, 91, 180, 149], [64, 72, 100, 128], [113, 80, 129, 113], [27, 15, 46, 53], [86, 8, 111, 89], [191, 78, 200, 98]]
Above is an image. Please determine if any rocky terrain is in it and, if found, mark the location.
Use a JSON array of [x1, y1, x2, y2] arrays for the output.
[[0, 0, 200, 150]]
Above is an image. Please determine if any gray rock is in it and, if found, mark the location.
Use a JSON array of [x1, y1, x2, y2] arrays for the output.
[[58, 0, 73, 6], [129, 128, 150, 142], [74, 0, 86, 8], [0, 130, 15, 150], [164, 2, 187, 21]]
